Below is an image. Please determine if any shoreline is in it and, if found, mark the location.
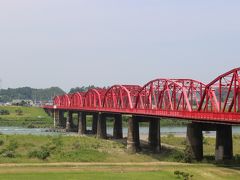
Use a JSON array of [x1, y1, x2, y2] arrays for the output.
[[0, 126, 240, 137]]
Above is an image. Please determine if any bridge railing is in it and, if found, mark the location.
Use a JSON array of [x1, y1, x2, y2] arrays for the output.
[[44, 104, 240, 124]]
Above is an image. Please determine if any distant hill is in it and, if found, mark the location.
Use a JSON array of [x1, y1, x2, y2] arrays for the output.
[[69, 85, 109, 94], [69, 85, 99, 94], [0, 87, 65, 103]]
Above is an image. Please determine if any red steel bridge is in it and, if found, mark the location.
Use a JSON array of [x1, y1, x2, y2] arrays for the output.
[[44, 68, 240, 124]]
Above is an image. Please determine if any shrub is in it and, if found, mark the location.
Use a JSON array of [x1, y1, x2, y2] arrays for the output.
[[183, 145, 194, 163], [28, 146, 50, 160], [7, 140, 18, 151], [174, 171, 193, 180], [1, 140, 18, 158], [28, 150, 49, 160], [174, 170, 181, 178], [172, 151, 185, 162], [1, 150, 15, 158], [15, 109, 23, 116], [0, 109, 10, 115], [0, 140, 4, 146], [27, 123, 36, 128], [181, 139, 187, 145]]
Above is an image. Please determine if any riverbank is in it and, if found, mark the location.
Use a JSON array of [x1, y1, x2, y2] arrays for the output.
[[0, 134, 167, 163], [1, 126, 240, 138], [0, 106, 53, 128], [0, 134, 240, 163], [0, 134, 239, 179]]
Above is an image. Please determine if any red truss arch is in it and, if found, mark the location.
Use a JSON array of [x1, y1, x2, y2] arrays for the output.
[[199, 68, 240, 113], [53, 96, 61, 106], [69, 92, 84, 107], [135, 79, 192, 111], [123, 85, 142, 107], [103, 85, 134, 109], [171, 79, 206, 111], [84, 88, 106, 108], [59, 94, 71, 107]]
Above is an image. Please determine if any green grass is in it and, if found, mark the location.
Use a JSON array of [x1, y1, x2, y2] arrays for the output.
[[162, 134, 240, 163], [0, 135, 110, 163], [0, 164, 239, 180], [0, 106, 53, 127], [0, 135, 239, 179], [0, 134, 240, 164], [0, 134, 167, 163], [0, 171, 175, 180]]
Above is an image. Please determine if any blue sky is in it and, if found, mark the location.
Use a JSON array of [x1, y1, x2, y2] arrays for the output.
[[0, 0, 239, 91]]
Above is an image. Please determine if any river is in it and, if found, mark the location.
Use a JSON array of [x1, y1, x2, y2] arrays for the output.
[[0, 126, 240, 137]]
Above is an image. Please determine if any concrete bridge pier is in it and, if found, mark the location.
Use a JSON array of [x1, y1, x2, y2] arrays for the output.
[[186, 123, 203, 161], [127, 116, 141, 153], [187, 123, 233, 161], [53, 110, 65, 128], [78, 112, 86, 135], [97, 113, 107, 139], [215, 125, 233, 161], [92, 113, 98, 134], [113, 114, 123, 139], [59, 111, 66, 128], [66, 111, 73, 132], [148, 118, 161, 152], [53, 110, 59, 128]]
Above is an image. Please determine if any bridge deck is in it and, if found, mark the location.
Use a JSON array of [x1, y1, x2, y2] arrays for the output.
[[44, 105, 240, 124]]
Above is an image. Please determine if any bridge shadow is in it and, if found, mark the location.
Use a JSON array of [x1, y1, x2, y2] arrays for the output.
[[203, 156, 240, 170], [107, 135, 186, 162], [138, 139, 186, 162], [107, 134, 240, 170]]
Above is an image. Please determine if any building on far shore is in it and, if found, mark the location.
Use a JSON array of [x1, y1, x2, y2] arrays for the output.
[[11, 99, 34, 107], [0, 99, 53, 107]]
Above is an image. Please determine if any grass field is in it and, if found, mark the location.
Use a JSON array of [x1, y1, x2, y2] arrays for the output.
[[0, 163, 239, 180], [0, 134, 169, 163], [162, 134, 240, 159], [0, 134, 239, 179], [0, 106, 53, 127], [0, 134, 239, 165]]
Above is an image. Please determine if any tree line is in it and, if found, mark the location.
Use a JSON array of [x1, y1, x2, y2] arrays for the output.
[[69, 85, 109, 94], [0, 87, 65, 103]]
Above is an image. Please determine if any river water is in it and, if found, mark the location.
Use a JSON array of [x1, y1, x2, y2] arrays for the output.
[[0, 126, 240, 137]]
